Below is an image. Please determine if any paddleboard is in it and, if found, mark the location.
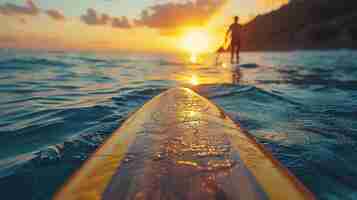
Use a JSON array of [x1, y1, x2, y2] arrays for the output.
[[53, 87, 315, 200]]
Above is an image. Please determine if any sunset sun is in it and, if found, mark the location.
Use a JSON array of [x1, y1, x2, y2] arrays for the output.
[[180, 29, 211, 54]]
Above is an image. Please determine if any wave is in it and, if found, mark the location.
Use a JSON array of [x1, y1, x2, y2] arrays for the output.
[[0, 125, 117, 179], [75, 57, 108, 63], [0, 58, 71, 69], [158, 60, 186, 66], [193, 83, 301, 106], [113, 86, 167, 105], [68, 56, 132, 65], [193, 84, 254, 98], [258, 79, 357, 90]]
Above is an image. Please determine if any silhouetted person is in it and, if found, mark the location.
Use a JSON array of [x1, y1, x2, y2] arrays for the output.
[[226, 16, 242, 64]]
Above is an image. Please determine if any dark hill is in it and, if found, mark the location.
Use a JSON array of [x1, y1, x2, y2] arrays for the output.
[[241, 0, 357, 50]]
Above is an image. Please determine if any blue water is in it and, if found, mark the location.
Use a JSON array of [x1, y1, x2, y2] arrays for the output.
[[0, 49, 356, 200]]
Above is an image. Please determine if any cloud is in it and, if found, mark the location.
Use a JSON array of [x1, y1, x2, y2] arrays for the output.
[[46, 9, 65, 21], [112, 16, 130, 28], [134, 0, 228, 33], [80, 8, 110, 25], [0, 0, 66, 22], [80, 8, 131, 29], [0, 0, 39, 16]]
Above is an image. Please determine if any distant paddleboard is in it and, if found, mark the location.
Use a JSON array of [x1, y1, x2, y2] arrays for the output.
[[239, 63, 260, 68], [54, 87, 315, 200]]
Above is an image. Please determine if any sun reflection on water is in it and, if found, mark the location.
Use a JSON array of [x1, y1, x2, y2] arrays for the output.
[[190, 53, 197, 63], [222, 62, 227, 68], [190, 75, 199, 85]]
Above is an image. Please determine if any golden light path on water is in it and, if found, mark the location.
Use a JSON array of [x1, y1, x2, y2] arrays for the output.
[[146, 51, 240, 87], [175, 26, 242, 87], [190, 53, 198, 64], [170, 53, 241, 87], [147, 23, 244, 87], [190, 74, 199, 85]]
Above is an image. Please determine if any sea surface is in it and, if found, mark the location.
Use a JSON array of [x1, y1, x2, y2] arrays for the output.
[[0, 49, 356, 200]]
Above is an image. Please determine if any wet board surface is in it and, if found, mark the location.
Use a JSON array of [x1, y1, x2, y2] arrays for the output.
[[54, 87, 315, 200]]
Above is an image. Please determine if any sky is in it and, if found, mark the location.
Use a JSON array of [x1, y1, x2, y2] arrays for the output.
[[0, 0, 289, 52]]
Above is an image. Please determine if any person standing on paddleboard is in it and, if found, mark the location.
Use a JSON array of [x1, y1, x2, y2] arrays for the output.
[[226, 16, 242, 64]]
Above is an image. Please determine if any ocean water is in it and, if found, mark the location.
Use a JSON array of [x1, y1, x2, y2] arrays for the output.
[[0, 49, 356, 200]]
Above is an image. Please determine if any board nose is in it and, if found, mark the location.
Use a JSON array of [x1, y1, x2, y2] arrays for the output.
[[53, 87, 315, 200]]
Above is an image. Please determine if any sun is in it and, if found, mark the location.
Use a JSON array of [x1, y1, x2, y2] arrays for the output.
[[180, 29, 211, 54]]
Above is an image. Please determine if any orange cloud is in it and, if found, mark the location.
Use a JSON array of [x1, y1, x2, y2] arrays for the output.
[[112, 17, 131, 28], [46, 9, 65, 21], [134, 0, 228, 35]]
